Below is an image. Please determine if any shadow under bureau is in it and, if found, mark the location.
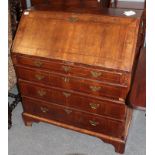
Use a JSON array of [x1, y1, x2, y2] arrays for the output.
[[11, 8, 143, 153]]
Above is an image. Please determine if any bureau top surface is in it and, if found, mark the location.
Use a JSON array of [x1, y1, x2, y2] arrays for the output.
[[12, 10, 142, 72]]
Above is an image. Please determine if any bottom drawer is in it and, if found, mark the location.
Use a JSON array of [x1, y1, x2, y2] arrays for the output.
[[22, 97, 125, 138]]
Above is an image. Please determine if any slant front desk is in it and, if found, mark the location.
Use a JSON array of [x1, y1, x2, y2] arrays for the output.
[[11, 8, 143, 153]]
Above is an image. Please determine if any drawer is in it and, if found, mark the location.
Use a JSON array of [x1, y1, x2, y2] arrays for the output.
[[22, 97, 125, 138], [16, 67, 128, 99], [49, 74, 128, 99], [19, 80, 67, 105], [12, 54, 128, 85], [16, 67, 50, 85], [19, 80, 126, 120]]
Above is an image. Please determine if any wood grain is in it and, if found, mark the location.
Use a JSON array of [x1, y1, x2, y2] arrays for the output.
[[129, 47, 146, 109], [22, 96, 125, 138], [12, 10, 142, 72], [11, 9, 142, 153], [17, 69, 128, 99], [19, 81, 127, 120], [15, 57, 128, 85], [111, 0, 146, 109]]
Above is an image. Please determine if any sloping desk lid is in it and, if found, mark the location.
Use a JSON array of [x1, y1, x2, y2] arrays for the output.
[[12, 9, 142, 72]]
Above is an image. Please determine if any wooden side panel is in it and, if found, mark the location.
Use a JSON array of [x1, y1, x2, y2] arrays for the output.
[[129, 47, 146, 109]]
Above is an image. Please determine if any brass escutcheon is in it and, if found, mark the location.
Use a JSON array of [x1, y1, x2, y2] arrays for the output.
[[67, 16, 79, 23], [64, 108, 72, 115], [89, 103, 100, 110], [89, 120, 99, 126], [40, 107, 49, 113], [37, 90, 46, 97], [90, 86, 101, 92], [35, 74, 45, 80], [62, 77, 70, 83], [90, 71, 102, 78], [63, 92, 71, 98], [62, 66, 71, 73], [34, 60, 43, 67]]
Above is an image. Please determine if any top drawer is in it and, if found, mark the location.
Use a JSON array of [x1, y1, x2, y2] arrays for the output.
[[12, 54, 129, 85]]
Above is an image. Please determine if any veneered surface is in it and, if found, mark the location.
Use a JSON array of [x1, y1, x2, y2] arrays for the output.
[[12, 10, 141, 72]]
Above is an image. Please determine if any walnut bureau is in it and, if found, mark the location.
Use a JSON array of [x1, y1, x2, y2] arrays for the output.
[[11, 9, 143, 153]]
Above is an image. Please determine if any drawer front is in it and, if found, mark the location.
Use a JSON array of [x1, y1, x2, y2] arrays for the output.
[[16, 67, 50, 85], [19, 80, 126, 120], [13, 55, 127, 85], [16, 67, 127, 99], [49, 74, 127, 99], [68, 95, 126, 120], [19, 80, 67, 105], [22, 97, 125, 138]]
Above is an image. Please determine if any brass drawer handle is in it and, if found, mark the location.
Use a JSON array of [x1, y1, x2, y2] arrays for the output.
[[90, 86, 101, 92], [67, 17, 79, 23], [62, 66, 71, 73], [63, 92, 71, 98], [89, 120, 99, 126], [35, 74, 45, 80], [62, 77, 70, 83], [34, 60, 43, 67], [90, 71, 102, 78], [37, 90, 46, 97], [89, 103, 100, 110], [64, 108, 72, 115], [40, 107, 49, 113]]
